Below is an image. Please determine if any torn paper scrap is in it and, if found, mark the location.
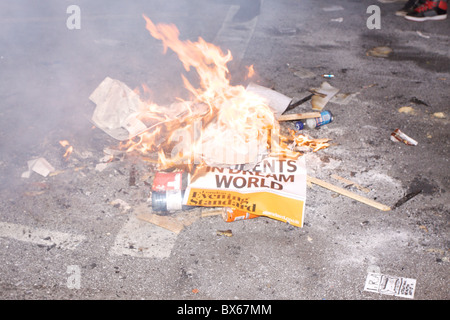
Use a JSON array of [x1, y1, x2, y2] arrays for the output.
[[311, 82, 339, 111], [22, 158, 55, 178], [89, 77, 148, 140], [364, 272, 416, 299], [246, 82, 292, 118]]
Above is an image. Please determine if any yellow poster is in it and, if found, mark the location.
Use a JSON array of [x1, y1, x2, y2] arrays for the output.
[[183, 156, 307, 227]]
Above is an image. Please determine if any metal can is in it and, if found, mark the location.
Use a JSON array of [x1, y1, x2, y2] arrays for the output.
[[304, 110, 333, 129], [151, 171, 188, 192], [151, 171, 189, 213], [151, 190, 185, 212], [222, 207, 259, 222]]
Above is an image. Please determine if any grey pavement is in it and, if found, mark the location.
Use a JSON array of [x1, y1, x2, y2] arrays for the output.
[[0, 0, 448, 302]]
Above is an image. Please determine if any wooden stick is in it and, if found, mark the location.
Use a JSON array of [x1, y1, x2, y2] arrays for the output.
[[307, 175, 391, 211], [277, 112, 321, 122], [201, 208, 223, 217]]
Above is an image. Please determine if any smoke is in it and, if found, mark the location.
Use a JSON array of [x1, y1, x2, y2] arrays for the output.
[[0, 0, 264, 191]]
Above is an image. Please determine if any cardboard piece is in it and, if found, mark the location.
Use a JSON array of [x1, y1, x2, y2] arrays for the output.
[[246, 82, 292, 118], [311, 82, 339, 111]]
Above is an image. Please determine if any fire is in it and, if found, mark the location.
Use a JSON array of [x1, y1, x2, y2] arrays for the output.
[[289, 130, 330, 152], [59, 140, 74, 161], [120, 15, 329, 169], [246, 65, 255, 79]]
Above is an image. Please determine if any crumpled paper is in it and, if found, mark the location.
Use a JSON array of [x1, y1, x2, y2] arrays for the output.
[[89, 77, 149, 140]]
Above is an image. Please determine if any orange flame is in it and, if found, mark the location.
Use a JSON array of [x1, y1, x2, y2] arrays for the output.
[[246, 65, 255, 79], [59, 140, 73, 161], [120, 16, 329, 169]]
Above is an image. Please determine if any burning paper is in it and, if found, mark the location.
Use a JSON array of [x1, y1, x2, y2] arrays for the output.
[[183, 156, 307, 227], [91, 16, 329, 172]]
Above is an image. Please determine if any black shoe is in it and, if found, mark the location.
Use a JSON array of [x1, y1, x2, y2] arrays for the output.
[[405, 0, 448, 21], [396, 0, 420, 16]]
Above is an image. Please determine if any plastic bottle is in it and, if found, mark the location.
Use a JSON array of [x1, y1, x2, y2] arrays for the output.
[[295, 121, 304, 131]]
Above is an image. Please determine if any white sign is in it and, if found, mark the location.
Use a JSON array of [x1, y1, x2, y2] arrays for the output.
[[364, 272, 416, 299]]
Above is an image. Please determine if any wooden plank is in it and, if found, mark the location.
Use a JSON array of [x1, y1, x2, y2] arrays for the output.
[[277, 112, 321, 122], [307, 175, 391, 211]]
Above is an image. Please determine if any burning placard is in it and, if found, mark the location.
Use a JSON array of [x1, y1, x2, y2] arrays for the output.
[[183, 156, 307, 227]]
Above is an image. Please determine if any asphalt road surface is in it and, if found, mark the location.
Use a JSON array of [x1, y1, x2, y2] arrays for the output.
[[0, 0, 448, 303]]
